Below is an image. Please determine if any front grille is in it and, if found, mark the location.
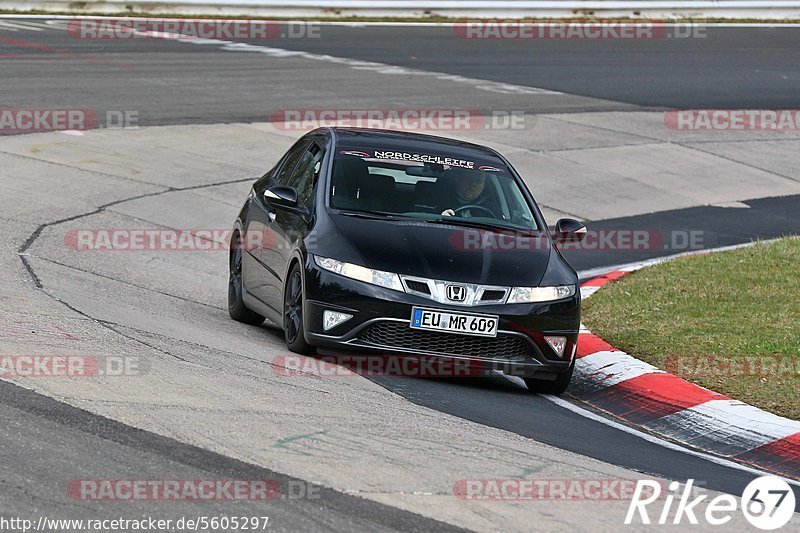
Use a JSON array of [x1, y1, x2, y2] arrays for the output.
[[480, 289, 506, 301], [405, 280, 431, 295], [358, 321, 534, 360]]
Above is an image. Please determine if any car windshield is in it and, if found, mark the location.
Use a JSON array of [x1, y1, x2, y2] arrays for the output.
[[329, 146, 539, 231]]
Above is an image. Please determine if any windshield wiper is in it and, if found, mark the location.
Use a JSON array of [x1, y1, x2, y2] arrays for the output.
[[425, 217, 539, 235], [337, 210, 418, 221]]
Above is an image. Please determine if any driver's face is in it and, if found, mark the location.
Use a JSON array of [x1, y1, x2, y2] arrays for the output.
[[456, 173, 486, 203]]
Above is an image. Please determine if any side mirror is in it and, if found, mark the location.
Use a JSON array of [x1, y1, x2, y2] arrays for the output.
[[554, 218, 587, 244], [264, 185, 298, 209]]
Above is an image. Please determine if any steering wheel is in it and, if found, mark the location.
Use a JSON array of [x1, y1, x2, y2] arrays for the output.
[[454, 205, 497, 218]]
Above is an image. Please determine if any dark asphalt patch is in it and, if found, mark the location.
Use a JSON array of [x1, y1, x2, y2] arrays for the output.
[[563, 194, 800, 274], [0, 379, 468, 532]]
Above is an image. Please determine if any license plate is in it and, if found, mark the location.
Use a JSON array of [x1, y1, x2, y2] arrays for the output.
[[410, 307, 498, 338]]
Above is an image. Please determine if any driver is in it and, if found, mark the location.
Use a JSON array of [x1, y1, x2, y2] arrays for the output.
[[437, 168, 493, 217]]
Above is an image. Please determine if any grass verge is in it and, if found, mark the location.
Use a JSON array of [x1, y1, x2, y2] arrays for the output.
[[582, 237, 800, 420]]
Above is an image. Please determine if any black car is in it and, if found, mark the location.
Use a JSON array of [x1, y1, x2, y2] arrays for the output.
[[228, 128, 586, 394]]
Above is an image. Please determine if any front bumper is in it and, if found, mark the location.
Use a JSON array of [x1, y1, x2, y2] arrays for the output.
[[302, 257, 580, 378]]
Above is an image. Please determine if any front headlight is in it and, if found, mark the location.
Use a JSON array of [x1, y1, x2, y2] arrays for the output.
[[507, 285, 576, 303], [313, 256, 405, 292]]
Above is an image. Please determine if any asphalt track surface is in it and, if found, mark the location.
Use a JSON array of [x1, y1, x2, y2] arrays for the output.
[[242, 25, 800, 110], [0, 380, 465, 532], [1, 21, 800, 125], [1, 18, 800, 529]]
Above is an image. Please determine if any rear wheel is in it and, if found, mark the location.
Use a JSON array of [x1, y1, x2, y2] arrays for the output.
[[284, 264, 315, 355], [228, 231, 265, 325], [523, 360, 574, 395]]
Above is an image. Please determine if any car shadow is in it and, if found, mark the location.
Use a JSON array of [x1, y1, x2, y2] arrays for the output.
[[369, 372, 529, 396]]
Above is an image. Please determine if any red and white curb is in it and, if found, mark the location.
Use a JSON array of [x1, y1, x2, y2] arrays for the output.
[[574, 260, 800, 481]]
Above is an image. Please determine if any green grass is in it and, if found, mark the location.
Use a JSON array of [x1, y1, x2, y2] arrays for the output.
[[582, 237, 800, 420]]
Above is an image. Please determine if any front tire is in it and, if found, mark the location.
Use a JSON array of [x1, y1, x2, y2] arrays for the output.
[[228, 231, 265, 325], [284, 264, 315, 355], [523, 360, 574, 395]]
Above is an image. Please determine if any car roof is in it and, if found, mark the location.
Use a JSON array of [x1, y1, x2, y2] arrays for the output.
[[319, 127, 504, 161]]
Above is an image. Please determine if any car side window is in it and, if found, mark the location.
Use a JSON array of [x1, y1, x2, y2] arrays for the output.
[[286, 143, 325, 208], [273, 140, 312, 186]]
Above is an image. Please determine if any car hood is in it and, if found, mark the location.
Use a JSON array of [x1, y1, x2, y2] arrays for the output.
[[319, 215, 553, 287]]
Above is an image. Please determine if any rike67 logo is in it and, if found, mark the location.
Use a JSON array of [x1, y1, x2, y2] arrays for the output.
[[626, 477, 795, 529]]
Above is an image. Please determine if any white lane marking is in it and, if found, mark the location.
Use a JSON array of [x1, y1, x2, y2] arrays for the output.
[[0, 21, 54, 31], [127, 29, 560, 95], [42, 20, 72, 29], [0, 21, 20, 31], [4, 17, 800, 27], [0, 20, 68, 32], [644, 399, 800, 457], [543, 394, 800, 487], [219, 42, 559, 95], [580, 285, 600, 298], [574, 349, 664, 391]]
